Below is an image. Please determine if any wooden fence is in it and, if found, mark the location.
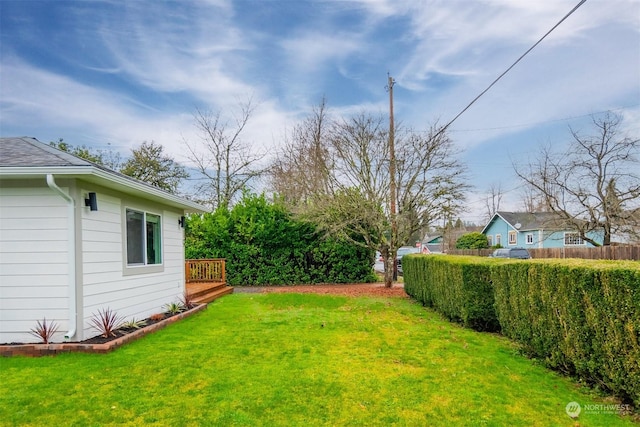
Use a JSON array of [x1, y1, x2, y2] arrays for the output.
[[185, 259, 226, 283], [447, 246, 640, 260]]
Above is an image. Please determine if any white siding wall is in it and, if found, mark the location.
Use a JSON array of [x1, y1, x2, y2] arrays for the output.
[[0, 185, 70, 343], [1, 181, 188, 343], [163, 210, 186, 284], [80, 192, 185, 341]]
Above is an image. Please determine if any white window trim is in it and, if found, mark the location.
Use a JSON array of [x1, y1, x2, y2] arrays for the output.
[[495, 234, 502, 246], [123, 206, 164, 276], [508, 230, 517, 245], [526, 233, 534, 245], [564, 232, 584, 246]]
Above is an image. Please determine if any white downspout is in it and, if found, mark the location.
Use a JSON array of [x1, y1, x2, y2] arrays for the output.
[[46, 174, 77, 340]]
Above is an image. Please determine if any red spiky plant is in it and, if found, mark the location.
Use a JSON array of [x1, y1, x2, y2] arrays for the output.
[[89, 308, 124, 338], [29, 318, 60, 344]]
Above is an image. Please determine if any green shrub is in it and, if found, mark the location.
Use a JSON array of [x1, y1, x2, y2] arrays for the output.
[[185, 192, 376, 286], [455, 232, 489, 249]]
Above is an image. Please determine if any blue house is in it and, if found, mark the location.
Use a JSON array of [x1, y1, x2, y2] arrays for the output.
[[482, 211, 603, 249]]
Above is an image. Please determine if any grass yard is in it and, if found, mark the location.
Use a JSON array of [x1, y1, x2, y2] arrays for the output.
[[0, 293, 635, 426]]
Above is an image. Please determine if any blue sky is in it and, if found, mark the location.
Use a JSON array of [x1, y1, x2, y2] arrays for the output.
[[1, 0, 639, 223]]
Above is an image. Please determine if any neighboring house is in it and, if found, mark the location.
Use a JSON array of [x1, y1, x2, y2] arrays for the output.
[[0, 137, 207, 343], [421, 234, 444, 253], [482, 211, 603, 249], [422, 224, 483, 253], [611, 209, 640, 245]]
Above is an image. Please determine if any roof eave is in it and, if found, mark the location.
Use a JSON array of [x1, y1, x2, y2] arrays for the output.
[[481, 212, 506, 234], [0, 166, 208, 213]]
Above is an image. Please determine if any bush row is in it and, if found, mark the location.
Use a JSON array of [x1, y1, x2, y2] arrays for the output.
[[402, 255, 499, 331], [185, 193, 377, 286], [403, 255, 640, 406]]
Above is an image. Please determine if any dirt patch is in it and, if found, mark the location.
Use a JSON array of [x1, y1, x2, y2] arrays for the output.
[[259, 282, 407, 298]]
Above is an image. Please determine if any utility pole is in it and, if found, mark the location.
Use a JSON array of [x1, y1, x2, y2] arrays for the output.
[[387, 73, 397, 284]]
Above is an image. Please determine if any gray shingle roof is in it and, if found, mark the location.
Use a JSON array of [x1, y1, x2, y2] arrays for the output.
[[0, 137, 95, 167], [496, 211, 571, 230], [0, 136, 207, 212]]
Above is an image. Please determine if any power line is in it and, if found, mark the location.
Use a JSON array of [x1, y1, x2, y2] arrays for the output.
[[408, 104, 639, 134], [449, 105, 638, 133], [433, 0, 588, 138]]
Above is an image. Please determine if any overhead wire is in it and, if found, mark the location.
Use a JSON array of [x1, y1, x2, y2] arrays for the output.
[[413, 0, 589, 224], [448, 104, 639, 133], [432, 0, 589, 139]]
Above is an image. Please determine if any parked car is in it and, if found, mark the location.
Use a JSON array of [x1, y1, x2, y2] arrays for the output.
[[489, 248, 531, 259], [373, 247, 421, 274], [397, 246, 421, 275], [374, 251, 385, 273]]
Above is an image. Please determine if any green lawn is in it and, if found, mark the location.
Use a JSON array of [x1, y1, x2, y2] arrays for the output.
[[1, 293, 635, 426]]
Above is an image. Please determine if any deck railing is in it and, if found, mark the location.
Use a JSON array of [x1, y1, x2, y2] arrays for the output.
[[185, 259, 226, 284]]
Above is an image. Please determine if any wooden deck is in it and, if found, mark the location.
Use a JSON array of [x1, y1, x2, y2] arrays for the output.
[[185, 259, 233, 304]]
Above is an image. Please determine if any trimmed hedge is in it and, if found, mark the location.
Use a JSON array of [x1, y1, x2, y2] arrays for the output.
[[493, 260, 640, 406], [403, 255, 640, 406], [403, 255, 499, 332]]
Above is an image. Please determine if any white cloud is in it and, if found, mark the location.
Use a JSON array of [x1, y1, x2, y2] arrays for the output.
[[387, 0, 639, 150], [0, 53, 297, 168], [2, 58, 139, 130], [1, 0, 637, 216], [281, 31, 363, 74], [87, 1, 256, 107]]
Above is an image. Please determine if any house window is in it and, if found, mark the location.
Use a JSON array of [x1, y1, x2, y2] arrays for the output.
[[564, 232, 584, 246], [126, 209, 162, 265], [508, 230, 517, 245], [487, 235, 493, 247], [526, 233, 534, 244], [495, 234, 501, 246]]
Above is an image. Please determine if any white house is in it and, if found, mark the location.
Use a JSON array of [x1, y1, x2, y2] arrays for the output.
[[0, 137, 207, 343]]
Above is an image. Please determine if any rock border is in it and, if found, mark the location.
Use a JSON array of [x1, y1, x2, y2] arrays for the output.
[[0, 304, 207, 357]]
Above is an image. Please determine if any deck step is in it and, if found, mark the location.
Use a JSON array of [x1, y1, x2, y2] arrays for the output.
[[191, 285, 234, 304], [188, 282, 227, 299]]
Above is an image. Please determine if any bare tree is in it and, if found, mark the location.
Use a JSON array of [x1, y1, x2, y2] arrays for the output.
[[297, 110, 468, 287], [484, 182, 503, 221], [270, 98, 333, 207], [184, 100, 266, 210], [303, 112, 390, 264], [519, 186, 548, 212], [392, 124, 468, 262], [515, 112, 640, 246]]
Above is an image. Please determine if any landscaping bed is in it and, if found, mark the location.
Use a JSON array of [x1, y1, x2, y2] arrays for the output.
[[0, 304, 207, 357]]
